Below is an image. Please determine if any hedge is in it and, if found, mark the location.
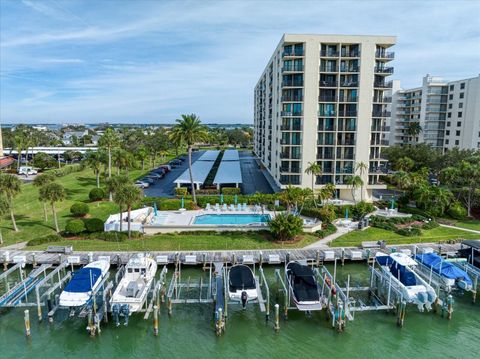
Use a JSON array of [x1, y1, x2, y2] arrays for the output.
[[314, 223, 337, 238], [70, 202, 90, 217], [141, 197, 196, 210], [26, 234, 62, 247], [51, 164, 84, 177], [85, 218, 104, 233], [89, 187, 105, 201], [174, 187, 188, 197], [65, 219, 86, 234], [222, 187, 241, 195]]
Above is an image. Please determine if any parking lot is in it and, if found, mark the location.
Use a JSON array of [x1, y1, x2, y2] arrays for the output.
[[143, 150, 274, 197]]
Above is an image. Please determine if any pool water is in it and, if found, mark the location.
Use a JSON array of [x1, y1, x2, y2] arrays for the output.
[[193, 214, 271, 225]]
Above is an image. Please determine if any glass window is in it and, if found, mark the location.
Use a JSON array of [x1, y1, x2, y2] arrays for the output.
[[460, 83, 465, 89], [460, 92, 464, 99]]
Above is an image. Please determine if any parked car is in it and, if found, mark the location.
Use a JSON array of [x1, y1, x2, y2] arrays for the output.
[[152, 168, 166, 175], [169, 159, 182, 166], [147, 173, 163, 180], [141, 177, 155, 185], [158, 165, 171, 172], [134, 180, 150, 189], [18, 166, 38, 176]]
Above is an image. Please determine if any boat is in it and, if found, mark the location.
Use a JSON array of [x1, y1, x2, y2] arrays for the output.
[[228, 264, 258, 308], [458, 240, 480, 268], [59, 260, 110, 307], [111, 254, 157, 324], [285, 261, 322, 311], [414, 252, 473, 291], [376, 252, 436, 311]]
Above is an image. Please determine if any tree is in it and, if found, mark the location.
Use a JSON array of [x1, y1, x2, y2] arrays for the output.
[[318, 183, 336, 205], [83, 150, 104, 188], [356, 161, 368, 201], [268, 213, 304, 241], [0, 194, 10, 244], [33, 152, 57, 170], [113, 183, 128, 232], [33, 173, 56, 222], [345, 175, 363, 204], [395, 157, 415, 172], [406, 122, 422, 140], [0, 173, 22, 232], [279, 186, 312, 213], [99, 127, 119, 181], [105, 175, 131, 204], [441, 160, 480, 217], [40, 182, 66, 233], [305, 161, 322, 206], [413, 184, 453, 216], [136, 146, 148, 170], [115, 184, 143, 238], [169, 114, 209, 204]]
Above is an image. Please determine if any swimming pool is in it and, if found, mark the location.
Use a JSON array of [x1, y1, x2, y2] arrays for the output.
[[193, 214, 271, 225]]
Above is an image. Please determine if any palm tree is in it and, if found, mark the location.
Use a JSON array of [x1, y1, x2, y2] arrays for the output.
[[318, 183, 336, 205], [305, 162, 322, 206], [40, 182, 66, 233], [0, 173, 22, 232], [406, 122, 422, 142], [99, 128, 119, 179], [169, 114, 209, 204], [105, 175, 131, 203], [83, 150, 105, 188], [116, 184, 143, 238], [356, 161, 368, 201], [136, 147, 148, 171], [33, 173, 56, 221], [345, 175, 363, 204], [113, 183, 127, 232], [0, 194, 9, 244], [395, 157, 415, 172], [392, 171, 412, 190]]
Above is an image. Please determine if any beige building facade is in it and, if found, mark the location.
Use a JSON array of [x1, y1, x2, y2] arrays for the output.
[[254, 34, 396, 201]]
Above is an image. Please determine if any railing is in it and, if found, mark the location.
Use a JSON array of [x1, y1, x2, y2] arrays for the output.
[[339, 81, 359, 87], [339, 96, 358, 102], [373, 96, 392, 103], [340, 67, 360, 72], [375, 51, 395, 59], [281, 96, 303, 102], [337, 126, 356, 131], [282, 65, 304, 72], [338, 110, 357, 117], [372, 111, 391, 117], [319, 95, 337, 102], [281, 111, 303, 117], [319, 80, 338, 87], [282, 81, 304, 87], [374, 67, 394, 74], [318, 110, 336, 116], [317, 153, 335, 159], [320, 66, 338, 72], [371, 125, 390, 132], [280, 125, 302, 131], [320, 50, 339, 57], [337, 140, 356, 146], [341, 50, 360, 57], [318, 126, 335, 131], [282, 50, 304, 57], [374, 81, 393, 88]]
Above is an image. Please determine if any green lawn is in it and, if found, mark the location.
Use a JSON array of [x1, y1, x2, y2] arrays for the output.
[[450, 219, 480, 232], [0, 162, 171, 247], [331, 226, 480, 248], [25, 232, 321, 252]]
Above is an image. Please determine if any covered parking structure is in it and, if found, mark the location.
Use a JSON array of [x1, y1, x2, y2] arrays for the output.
[[197, 150, 220, 161], [222, 149, 240, 161], [173, 150, 220, 190], [213, 159, 243, 189]]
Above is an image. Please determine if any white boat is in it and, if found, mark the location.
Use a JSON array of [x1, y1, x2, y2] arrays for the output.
[[59, 260, 110, 307], [285, 261, 322, 311], [376, 252, 436, 311], [228, 264, 258, 308], [110, 254, 157, 324]]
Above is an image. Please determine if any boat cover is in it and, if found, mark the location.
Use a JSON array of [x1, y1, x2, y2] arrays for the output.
[[64, 267, 102, 293], [390, 263, 417, 286], [415, 253, 473, 286], [229, 265, 256, 291], [287, 262, 319, 302]]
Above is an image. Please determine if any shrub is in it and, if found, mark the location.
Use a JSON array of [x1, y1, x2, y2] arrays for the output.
[[196, 189, 220, 195], [268, 213, 304, 241], [26, 234, 62, 247], [70, 202, 90, 217], [85, 218, 104, 233], [175, 187, 188, 197], [222, 187, 241, 195], [65, 219, 86, 234], [89, 187, 105, 201], [318, 205, 337, 224], [350, 201, 376, 219], [447, 202, 467, 220], [267, 204, 286, 211], [315, 223, 337, 238], [89, 231, 127, 242], [52, 163, 84, 177], [395, 227, 422, 237], [422, 220, 439, 230]]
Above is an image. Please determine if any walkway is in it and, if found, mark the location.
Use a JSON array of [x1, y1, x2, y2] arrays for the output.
[[303, 221, 357, 249], [439, 224, 480, 234]]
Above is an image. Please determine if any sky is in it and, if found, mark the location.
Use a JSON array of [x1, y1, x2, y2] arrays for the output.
[[1, 0, 479, 124]]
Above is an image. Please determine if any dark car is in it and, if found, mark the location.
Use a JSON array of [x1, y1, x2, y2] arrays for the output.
[[141, 177, 155, 185]]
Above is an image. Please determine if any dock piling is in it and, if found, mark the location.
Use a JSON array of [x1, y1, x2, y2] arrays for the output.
[[274, 304, 280, 332], [153, 305, 159, 336], [24, 309, 31, 337]]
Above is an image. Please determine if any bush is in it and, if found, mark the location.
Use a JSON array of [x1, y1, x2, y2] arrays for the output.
[[447, 202, 468, 220], [33, 152, 57, 170], [422, 220, 439, 230], [70, 202, 90, 217], [51, 163, 84, 177], [222, 187, 241, 195], [174, 187, 188, 197], [268, 213, 304, 241], [89, 187, 105, 201], [65, 219, 86, 234], [141, 197, 196, 210], [315, 223, 337, 238], [395, 227, 422, 237], [196, 189, 220, 195], [350, 201, 376, 219], [26, 234, 62, 247], [85, 218, 104, 233], [267, 204, 286, 211]]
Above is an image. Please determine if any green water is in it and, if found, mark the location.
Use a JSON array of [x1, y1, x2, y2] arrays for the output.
[[0, 264, 479, 359]]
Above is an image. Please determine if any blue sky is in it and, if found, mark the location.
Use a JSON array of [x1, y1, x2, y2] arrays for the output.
[[1, 0, 479, 124]]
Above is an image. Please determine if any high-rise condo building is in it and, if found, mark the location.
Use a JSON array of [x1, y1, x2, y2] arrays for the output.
[[389, 74, 480, 150], [253, 34, 396, 201]]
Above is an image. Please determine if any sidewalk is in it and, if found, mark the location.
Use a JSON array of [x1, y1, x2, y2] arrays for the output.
[[439, 224, 480, 234], [304, 222, 357, 249]]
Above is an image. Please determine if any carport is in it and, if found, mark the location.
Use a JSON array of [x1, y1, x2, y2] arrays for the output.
[[213, 160, 243, 189]]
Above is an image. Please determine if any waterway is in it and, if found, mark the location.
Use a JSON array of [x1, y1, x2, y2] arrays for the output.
[[0, 264, 478, 359]]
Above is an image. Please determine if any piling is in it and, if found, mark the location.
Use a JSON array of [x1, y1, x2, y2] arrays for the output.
[[447, 295, 454, 320], [215, 308, 224, 336], [396, 301, 406, 327], [168, 298, 173, 316], [472, 276, 478, 304], [274, 304, 280, 332], [341, 248, 345, 266], [32, 253, 37, 268], [259, 251, 263, 267], [88, 309, 95, 337], [88, 252, 93, 263], [24, 310, 31, 337], [153, 305, 159, 336], [316, 250, 320, 266]]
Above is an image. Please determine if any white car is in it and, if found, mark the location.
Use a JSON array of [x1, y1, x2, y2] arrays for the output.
[[134, 180, 150, 189], [18, 166, 38, 176]]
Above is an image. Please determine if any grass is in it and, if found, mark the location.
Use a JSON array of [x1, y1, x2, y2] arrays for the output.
[[331, 226, 480, 247], [0, 160, 174, 247], [26, 232, 321, 251], [449, 219, 480, 232]]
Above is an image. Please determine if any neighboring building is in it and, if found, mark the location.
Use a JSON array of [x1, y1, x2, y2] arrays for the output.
[[390, 74, 480, 150], [253, 34, 396, 201], [0, 125, 15, 169]]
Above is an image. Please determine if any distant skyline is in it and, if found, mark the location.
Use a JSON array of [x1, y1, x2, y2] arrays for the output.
[[1, 0, 479, 124]]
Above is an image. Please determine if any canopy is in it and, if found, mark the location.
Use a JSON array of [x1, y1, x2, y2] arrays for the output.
[[213, 161, 242, 185], [64, 267, 102, 293], [198, 150, 220, 161], [229, 265, 256, 291], [415, 253, 473, 285], [174, 160, 215, 184], [222, 150, 240, 161], [287, 262, 319, 301], [390, 252, 417, 266]]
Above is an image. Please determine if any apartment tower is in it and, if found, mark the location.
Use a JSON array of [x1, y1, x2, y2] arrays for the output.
[[254, 34, 396, 201]]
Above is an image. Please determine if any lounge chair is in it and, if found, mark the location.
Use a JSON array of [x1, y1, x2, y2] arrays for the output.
[[229, 204, 235, 211], [237, 203, 242, 211], [215, 203, 220, 211], [222, 204, 227, 211], [242, 203, 248, 211], [205, 203, 211, 211]]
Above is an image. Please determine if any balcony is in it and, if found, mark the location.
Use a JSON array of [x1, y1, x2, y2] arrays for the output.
[[338, 110, 357, 117], [281, 95, 303, 102], [374, 66, 394, 74], [318, 125, 335, 131], [318, 110, 336, 117], [339, 95, 358, 102], [339, 81, 359, 87], [281, 111, 303, 117], [374, 81, 393, 88], [372, 110, 391, 117], [282, 81, 304, 87], [375, 51, 395, 59], [373, 96, 392, 103], [320, 66, 338, 72], [337, 139, 356, 146], [320, 50, 339, 57], [319, 95, 337, 102], [371, 125, 390, 132], [282, 65, 304, 72], [319, 80, 338, 87], [281, 125, 302, 131], [282, 50, 304, 57], [340, 67, 360, 73], [341, 50, 360, 58]]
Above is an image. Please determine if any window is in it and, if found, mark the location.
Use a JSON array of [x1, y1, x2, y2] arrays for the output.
[[455, 140, 459, 146], [458, 112, 462, 117], [449, 84, 454, 91], [460, 83, 465, 89], [449, 94, 453, 100], [446, 130, 450, 135], [447, 122, 451, 127], [445, 139, 450, 144], [448, 104, 452, 109], [458, 102, 463, 108], [460, 92, 464, 99], [456, 130, 460, 136], [457, 121, 461, 127], [448, 112, 452, 118]]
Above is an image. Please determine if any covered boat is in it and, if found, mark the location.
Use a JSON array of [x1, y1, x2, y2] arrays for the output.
[[228, 264, 258, 308], [110, 254, 157, 325], [376, 252, 436, 311], [415, 252, 473, 291], [286, 261, 322, 311], [59, 260, 110, 307]]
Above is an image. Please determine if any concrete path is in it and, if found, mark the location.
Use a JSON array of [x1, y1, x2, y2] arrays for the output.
[[303, 222, 357, 249], [1, 241, 28, 250], [439, 224, 480, 234]]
